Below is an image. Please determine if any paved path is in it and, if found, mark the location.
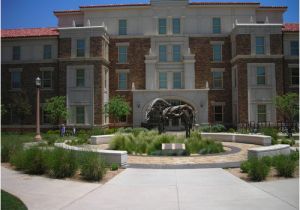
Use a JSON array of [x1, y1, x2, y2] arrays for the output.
[[2, 166, 298, 210]]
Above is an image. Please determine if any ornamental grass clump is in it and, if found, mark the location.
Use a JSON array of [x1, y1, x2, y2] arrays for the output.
[[273, 155, 297, 177], [80, 152, 106, 181], [240, 160, 251, 173], [248, 158, 270, 181], [46, 148, 78, 178]]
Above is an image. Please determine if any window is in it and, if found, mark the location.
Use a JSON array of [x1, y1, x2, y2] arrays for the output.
[[212, 71, 223, 89], [290, 68, 299, 86], [76, 69, 85, 87], [43, 45, 52, 59], [173, 72, 182, 89], [118, 46, 128, 63], [214, 105, 223, 122], [172, 45, 181, 62], [159, 18, 167, 35], [76, 39, 85, 57], [159, 45, 167, 62], [290, 41, 299, 56], [118, 115, 127, 123], [255, 37, 265, 55], [212, 44, 222, 62], [212, 18, 221, 34], [12, 46, 20, 60], [119, 19, 127, 35], [257, 104, 266, 122], [256, 66, 266, 85], [11, 71, 21, 89], [118, 72, 127, 90], [42, 71, 52, 88], [76, 106, 85, 124], [172, 18, 180, 34], [159, 72, 167, 89]]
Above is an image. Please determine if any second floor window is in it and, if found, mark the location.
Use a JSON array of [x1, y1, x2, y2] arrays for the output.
[[159, 18, 167, 35], [159, 45, 167, 62], [13, 46, 20, 60], [255, 37, 265, 55], [76, 69, 85, 87], [212, 44, 222, 62], [172, 45, 181, 62], [77, 39, 85, 57], [290, 68, 299, 86], [212, 18, 221, 34], [118, 46, 128, 63], [119, 19, 127, 35], [256, 66, 266, 85], [43, 45, 52, 59], [42, 71, 52, 88], [11, 71, 21, 89], [290, 41, 299, 56], [212, 71, 223, 89], [172, 18, 180, 34], [76, 106, 85, 124], [118, 72, 127, 90], [159, 72, 167, 89], [257, 104, 266, 122], [173, 72, 182, 89]]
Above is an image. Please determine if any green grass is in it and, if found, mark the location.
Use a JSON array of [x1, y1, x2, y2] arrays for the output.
[[1, 190, 27, 210]]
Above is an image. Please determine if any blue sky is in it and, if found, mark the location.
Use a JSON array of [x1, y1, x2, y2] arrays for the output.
[[2, 0, 299, 29]]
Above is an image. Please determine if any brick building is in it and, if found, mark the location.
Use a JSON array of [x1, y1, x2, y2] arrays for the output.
[[1, 0, 299, 130]]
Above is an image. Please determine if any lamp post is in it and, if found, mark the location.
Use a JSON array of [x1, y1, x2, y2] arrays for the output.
[[34, 77, 42, 141]]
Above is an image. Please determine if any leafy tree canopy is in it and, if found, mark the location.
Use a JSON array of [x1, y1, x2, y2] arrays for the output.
[[275, 93, 299, 122], [106, 95, 131, 121], [44, 96, 68, 124]]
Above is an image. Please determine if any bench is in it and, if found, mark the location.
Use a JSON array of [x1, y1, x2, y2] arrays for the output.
[[90, 134, 115, 145], [248, 144, 291, 159]]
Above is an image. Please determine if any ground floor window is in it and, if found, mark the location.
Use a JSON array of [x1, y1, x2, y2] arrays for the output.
[[290, 68, 299, 86], [118, 115, 127, 123], [213, 105, 223, 122], [76, 106, 85, 124], [257, 104, 267, 122]]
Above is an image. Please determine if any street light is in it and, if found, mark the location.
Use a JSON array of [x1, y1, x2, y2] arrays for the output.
[[34, 77, 42, 141]]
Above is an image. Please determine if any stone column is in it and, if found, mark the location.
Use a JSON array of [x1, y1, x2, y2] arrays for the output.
[[145, 54, 157, 90], [183, 52, 195, 89]]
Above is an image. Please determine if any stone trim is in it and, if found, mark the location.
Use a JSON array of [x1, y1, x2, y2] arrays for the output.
[[210, 41, 224, 45], [230, 54, 283, 63], [211, 68, 225, 72], [40, 67, 54, 71], [288, 63, 299, 68], [116, 42, 130, 46], [9, 68, 23, 72]]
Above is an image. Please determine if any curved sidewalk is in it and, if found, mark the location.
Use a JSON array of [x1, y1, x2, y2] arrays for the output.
[[2, 166, 298, 210]]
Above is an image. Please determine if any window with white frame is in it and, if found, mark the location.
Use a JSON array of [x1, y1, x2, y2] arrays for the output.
[[76, 39, 85, 57], [159, 72, 167, 89], [290, 41, 299, 56], [212, 71, 223, 89], [172, 45, 181, 62], [12, 46, 20, 60], [42, 70, 52, 89], [43, 45, 52, 59], [255, 37, 265, 54], [76, 106, 85, 124], [256, 66, 266, 85], [76, 69, 85, 87], [159, 45, 167, 62], [213, 105, 223, 122], [11, 71, 21, 89], [173, 72, 182, 89], [172, 18, 180, 34], [158, 18, 167, 35], [118, 71, 128, 90], [119, 19, 127, 35], [118, 46, 128, 63], [290, 68, 299, 86], [257, 104, 266, 122], [212, 17, 221, 34], [212, 44, 222, 62]]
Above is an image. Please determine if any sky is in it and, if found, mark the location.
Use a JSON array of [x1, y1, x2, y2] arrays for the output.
[[1, 0, 299, 29]]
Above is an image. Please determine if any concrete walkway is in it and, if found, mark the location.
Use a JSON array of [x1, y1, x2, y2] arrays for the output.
[[2, 166, 298, 210]]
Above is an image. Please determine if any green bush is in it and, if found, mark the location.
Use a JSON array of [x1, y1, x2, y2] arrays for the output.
[[273, 155, 297, 177], [43, 134, 60, 145], [240, 160, 251, 173], [281, 138, 295, 146], [22, 147, 48, 175], [46, 148, 78, 178], [46, 130, 60, 135], [228, 128, 235, 133], [290, 151, 299, 162], [261, 156, 273, 167], [248, 158, 270, 181], [10, 150, 27, 171], [211, 124, 226, 132], [260, 127, 278, 145], [80, 152, 106, 181], [111, 163, 119, 171], [1, 142, 22, 163]]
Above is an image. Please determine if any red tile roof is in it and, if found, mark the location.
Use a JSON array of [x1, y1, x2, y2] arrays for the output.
[[282, 23, 299, 32], [1, 27, 58, 38]]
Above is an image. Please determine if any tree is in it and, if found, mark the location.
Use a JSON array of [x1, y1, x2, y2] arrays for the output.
[[44, 96, 68, 125], [106, 95, 131, 126], [10, 91, 32, 128]]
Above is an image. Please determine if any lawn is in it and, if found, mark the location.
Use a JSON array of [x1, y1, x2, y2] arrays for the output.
[[1, 190, 27, 210]]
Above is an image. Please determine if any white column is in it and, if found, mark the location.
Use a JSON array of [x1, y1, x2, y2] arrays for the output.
[[183, 54, 195, 89], [167, 16, 172, 35], [145, 55, 157, 90]]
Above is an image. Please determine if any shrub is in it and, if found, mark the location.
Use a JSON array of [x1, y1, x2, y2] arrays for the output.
[[10, 150, 27, 171], [111, 163, 119, 171], [80, 152, 106, 181], [290, 150, 299, 162], [22, 147, 48, 175], [281, 138, 295, 146], [228, 128, 235, 133], [248, 158, 270, 181], [43, 134, 60, 145], [199, 125, 211, 132], [240, 160, 251, 173], [46, 148, 78, 178], [46, 130, 60, 135], [261, 156, 273, 167], [260, 127, 278, 145], [1, 142, 22, 163], [211, 124, 226, 132], [273, 155, 297, 177]]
